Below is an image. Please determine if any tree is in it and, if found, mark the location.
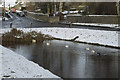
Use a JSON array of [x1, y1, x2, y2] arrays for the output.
[[116, 1, 120, 15], [88, 2, 117, 15]]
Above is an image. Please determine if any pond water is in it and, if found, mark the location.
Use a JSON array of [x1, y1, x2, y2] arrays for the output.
[[3, 40, 119, 78]]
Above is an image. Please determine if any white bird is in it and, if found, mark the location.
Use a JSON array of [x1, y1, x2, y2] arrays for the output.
[[65, 45, 69, 48], [46, 43, 50, 46], [32, 39, 36, 43], [86, 48, 90, 51], [91, 50, 95, 54], [96, 52, 101, 56]]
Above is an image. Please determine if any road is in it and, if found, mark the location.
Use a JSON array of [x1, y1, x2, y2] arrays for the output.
[[2, 13, 120, 31]]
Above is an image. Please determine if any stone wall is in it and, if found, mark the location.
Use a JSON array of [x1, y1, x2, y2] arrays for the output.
[[67, 14, 119, 24], [27, 12, 59, 23], [27, 12, 48, 21], [49, 16, 60, 23]]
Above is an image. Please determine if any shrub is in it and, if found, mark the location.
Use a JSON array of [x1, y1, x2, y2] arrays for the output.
[[1, 28, 46, 44]]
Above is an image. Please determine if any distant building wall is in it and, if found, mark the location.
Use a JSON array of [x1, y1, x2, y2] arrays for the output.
[[67, 15, 119, 24]]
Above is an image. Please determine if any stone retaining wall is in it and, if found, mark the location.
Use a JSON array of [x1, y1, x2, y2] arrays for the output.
[[27, 12, 59, 23], [67, 15, 119, 24]]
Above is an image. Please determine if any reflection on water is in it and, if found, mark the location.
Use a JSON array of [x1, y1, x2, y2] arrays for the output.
[[3, 40, 119, 78]]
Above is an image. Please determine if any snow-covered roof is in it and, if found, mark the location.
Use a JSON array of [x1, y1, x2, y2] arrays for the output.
[[0, 4, 3, 7], [21, 2, 24, 4]]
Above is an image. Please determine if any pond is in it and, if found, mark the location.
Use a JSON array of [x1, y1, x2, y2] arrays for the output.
[[3, 40, 119, 78]]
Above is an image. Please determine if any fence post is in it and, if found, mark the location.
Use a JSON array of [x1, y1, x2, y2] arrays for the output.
[[10, 23, 12, 28], [51, 22, 53, 27], [30, 23, 32, 28], [30, 23, 32, 32], [69, 22, 72, 28]]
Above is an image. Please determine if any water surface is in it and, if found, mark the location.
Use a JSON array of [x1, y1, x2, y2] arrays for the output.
[[3, 40, 119, 78]]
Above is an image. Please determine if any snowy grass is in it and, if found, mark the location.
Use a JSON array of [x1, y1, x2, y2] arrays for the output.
[[67, 14, 117, 16], [1, 28, 119, 48], [72, 23, 119, 28], [0, 45, 60, 78]]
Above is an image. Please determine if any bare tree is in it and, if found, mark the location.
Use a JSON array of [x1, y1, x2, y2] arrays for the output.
[[59, 2, 63, 12], [116, 1, 120, 15], [0, 0, 2, 4], [116, 1, 120, 26]]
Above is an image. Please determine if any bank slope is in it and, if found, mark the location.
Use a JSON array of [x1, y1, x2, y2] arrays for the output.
[[0, 45, 60, 78], [1, 28, 119, 48]]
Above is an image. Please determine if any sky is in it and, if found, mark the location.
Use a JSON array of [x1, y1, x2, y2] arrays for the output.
[[0, 0, 16, 7]]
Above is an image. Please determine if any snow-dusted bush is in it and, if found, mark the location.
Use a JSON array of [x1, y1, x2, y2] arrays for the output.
[[1, 28, 46, 44]]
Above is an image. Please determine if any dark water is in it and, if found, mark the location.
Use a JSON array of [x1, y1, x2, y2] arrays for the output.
[[3, 40, 119, 78]]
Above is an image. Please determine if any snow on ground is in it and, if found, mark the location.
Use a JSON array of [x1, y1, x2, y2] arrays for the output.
[[0, 45, 2, 79], [0, 17, 8, 21], [0, 45, 60, 78], [61, 21, 119, 28], [1, 28, 119, 47], [67, 14, 117, 16], [27, 12, 48, 16], [72, 23, 119, 28]]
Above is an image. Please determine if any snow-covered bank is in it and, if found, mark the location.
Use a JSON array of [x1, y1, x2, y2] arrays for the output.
[[0, 45, 60, 78], [1, 28, 119, 48], [61, 21, 119, 28], [72, 23, 119, 28]]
